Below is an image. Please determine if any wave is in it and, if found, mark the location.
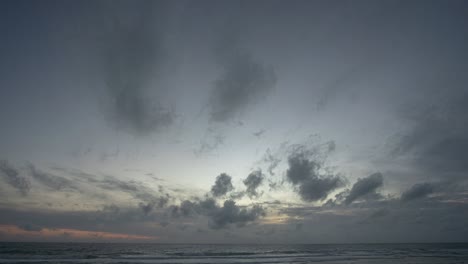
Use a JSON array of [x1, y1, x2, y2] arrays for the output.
[[1, 243, 468, 264]]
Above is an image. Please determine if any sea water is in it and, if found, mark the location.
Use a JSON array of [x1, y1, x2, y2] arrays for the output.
[[1, 243, 467, 263]]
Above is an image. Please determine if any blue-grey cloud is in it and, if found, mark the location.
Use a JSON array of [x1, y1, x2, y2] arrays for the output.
[[243, 170, 264, 198], [209, 31, 276, 122], [344, 172, 383, 205], [286, 152, 343, 202], [209, 199, 265, 229], [97, 1, 174, 135], [401, 182, 434, 202], [392, 93, 468, 180], [171, 197, 265, 229], [194, 127, 225, 156], [27, 163, 73, 191], [0, 160, 30, 196], [211, 173, 234, 197]]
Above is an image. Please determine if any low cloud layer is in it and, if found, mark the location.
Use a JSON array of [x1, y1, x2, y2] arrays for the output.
[[172, 198, 265, 229]]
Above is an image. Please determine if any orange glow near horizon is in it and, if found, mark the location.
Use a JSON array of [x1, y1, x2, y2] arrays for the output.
[[0, 224, 156, 241]]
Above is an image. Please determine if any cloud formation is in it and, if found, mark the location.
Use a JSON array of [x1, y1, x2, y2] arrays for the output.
[[0, 160, 30, 195], [243, 170, 264, 198], [98, 1, 173, 135], [27, 163, 73, 191], [209, 33, 276, 122], [194, 127, 225, 156], [211, 173, 234, 197], [286, 152, 343, 202], [344, 172, 383, 205], [392, 93, 468, 180], [401, 182, 434, 202], [172, 198, 265, 229], [209, 200, 265, 229]]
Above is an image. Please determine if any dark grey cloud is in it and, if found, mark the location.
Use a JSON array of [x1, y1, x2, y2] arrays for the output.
[[0, 160, 30, 195], [172, 197, 265, 230], [298, 177, 343, 202], [0, 204, 164, 236], [40, 166, 172, 208], [97, 1, 173, 135], [401, 182, 434, 202], [209, 200, 265, 229], [98, 176, 171, 208], [287, 153, 318, 185], [286, 152, 343, 202], [139, 202, 157, 216], [277, 192, 468, 242], [209, 32, 276, 122], [344, 172, 383, 205], [138, 195, 170, 215], [392, 93, 468, 180], [211, 173, 234, 197], [243, 170, 264, 198], [27, 163, 74, 191], [316, 65, 363, 111]]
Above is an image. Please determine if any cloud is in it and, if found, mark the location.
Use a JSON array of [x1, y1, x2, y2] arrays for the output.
[[0, 160, 30, 196], [344, 172, 383, 205], [243, 170, 264, 198], [138, 196, 169, 215], [0, 224, 155, 241], [27, 165, 172, 211], [211, 173, 234, 197], [98, 1, 173, 135], [27, 163, 74, 191], [0, 204, 163, 234], [194, 127, 225, 156], [209, 200, 265, 229], [18, 223, 43, 232], [209, 33, 276, 122], [286, 152, 343, 202], [253, 129, 266, 138], [401, 183, 434, 202], [172, 198, 265, 229], [392, 93, 468, 180], [263, 148, 281, 176], [316, 65, 363, 111], [298, 177, 343, 202], [96, 175, 171, 206]]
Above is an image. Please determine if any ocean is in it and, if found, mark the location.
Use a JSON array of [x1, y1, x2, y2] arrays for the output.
[[0, 243, 467, 263]]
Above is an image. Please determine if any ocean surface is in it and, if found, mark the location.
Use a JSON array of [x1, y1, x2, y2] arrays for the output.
[[1, 243, 467, 264]]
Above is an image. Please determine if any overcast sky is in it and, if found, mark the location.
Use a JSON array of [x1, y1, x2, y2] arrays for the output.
[[1, 0, 468, 243]]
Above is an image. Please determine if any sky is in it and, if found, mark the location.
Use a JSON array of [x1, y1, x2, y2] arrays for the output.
[[0, 0, 468, 243]]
